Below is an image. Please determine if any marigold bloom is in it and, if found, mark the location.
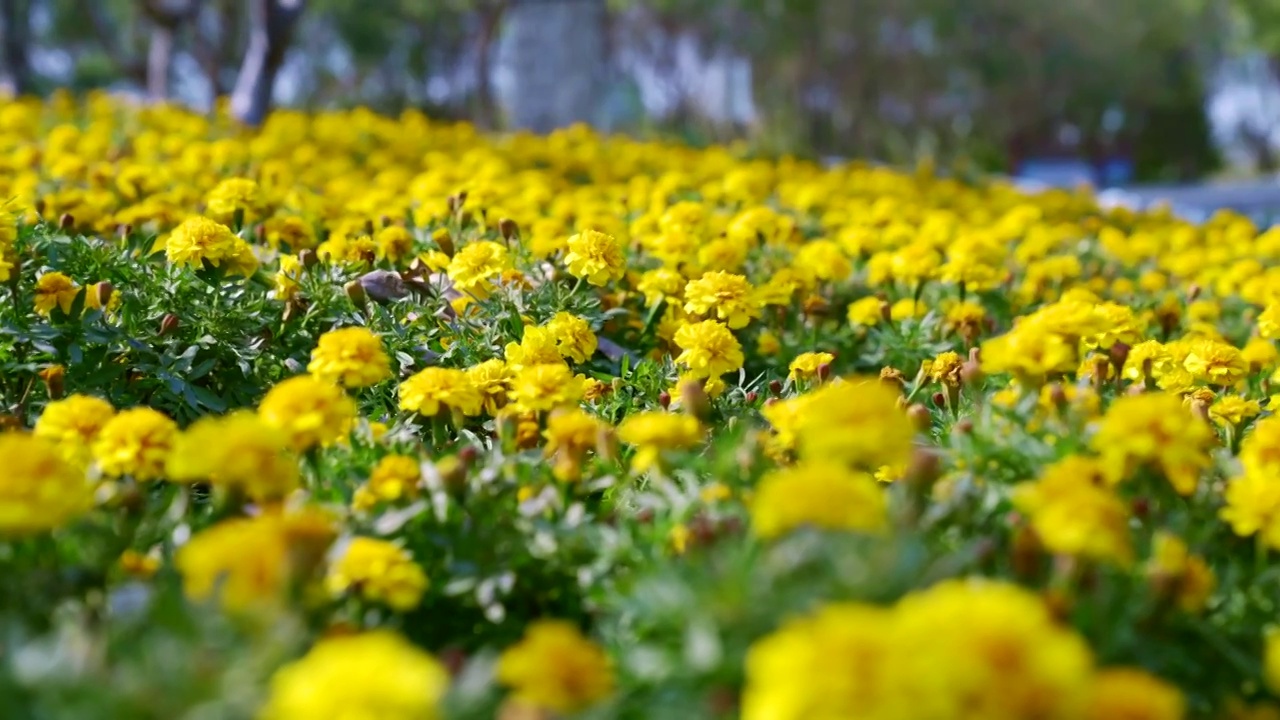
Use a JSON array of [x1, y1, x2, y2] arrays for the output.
[[1011, 455, 1133, 565], [465, 358, 512, 415], [447, 240, 511, 298], [93, 407, 178, 480], [261, 631, 449, 720], [307, 326, 392, 388], [1182, 338, 1248, 386], [1210, 395, 1262, 428], [508, 363, 585, 413], [353, 454, 421, 510], [0, 433, 94, 534], [788, 352, 834, 383], [205, 177, 265, 224], [794, 379, 915, 470], [546, 312, 598, 364], [258, 375, 357, 452], [327, 537, 428, 611], [543, 407, 610, 482], [375, 225, 415, 263], [674, 316, 743, 379], [399, 366, 483, 418], [847, 296, 884, 327], [925, 350, 965, 387], [497, 620, 616, 714], [563, 229, 625, 286], [1145, 531, 1215, 613], [682, 271, 761, 329], [1090, 392, 1213, 494], [166, 411, 299, 500], [164, 216, 243, 270], [34, 271, 79, 316], [505, 325, 566, 370], [750, 462, 887, 539], [33, 393, 115, 464], [1085, 668, 1185, 720], [617, 411, 702, 471]]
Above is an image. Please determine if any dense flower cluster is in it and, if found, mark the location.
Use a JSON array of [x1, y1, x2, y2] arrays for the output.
[[2, 95, 1280, 718]]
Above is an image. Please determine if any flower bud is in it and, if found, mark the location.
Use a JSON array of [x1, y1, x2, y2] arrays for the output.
[[954, 418, 974, 434], [433, 228, 455, 257], [1187, 284, 1201, 302], [498, 217, 519, 241], [817, 363, 831, 383], [38, 365, 65, 400], [768, 379, 783, 397], [344, 280, 367, 308], [94, 281, 115, 308], [907, 403, 931, 431], [931, 391, 946, 408], [679, 379, 711, 421], [159, 313, 180, 336], [745, 390, 758, 404], [1108, 341, 1130, 373], [659, 390, 671, 409], [298, 248, 318, 269], [59, 213, 74, 230]]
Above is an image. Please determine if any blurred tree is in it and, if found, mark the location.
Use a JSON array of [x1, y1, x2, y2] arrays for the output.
[[230, 0, 306, 124], [0, 0, 33, 95], [497, 0, 607, 132]]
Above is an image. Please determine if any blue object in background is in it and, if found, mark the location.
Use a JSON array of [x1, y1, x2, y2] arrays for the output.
[[1016, 158, 1097, 187]]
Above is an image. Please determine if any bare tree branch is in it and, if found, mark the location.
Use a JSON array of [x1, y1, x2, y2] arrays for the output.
[[230, 0, 306, 125]]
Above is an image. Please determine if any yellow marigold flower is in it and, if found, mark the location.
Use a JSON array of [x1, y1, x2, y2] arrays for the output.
[[258, 375, 357, 452], [1182, 338, 1248, 386], [505, 325, 565, 370], [1146, 531, 1215, 614], [0, 433, 94, 534], [1085, 668, 1185, 720], [682, 271, 760, 329], [925, 350, 965, 387], [794, 379, 914, 470], [1243, 337, 1279, 373], [757, 329, 782, 356], [637, 267, 685, 307], [889, 298, 925, 322], [1262, 303, 1280, 340], [375, 225, 415, 263], [261, 631, 449, 720], [34, 271, 80, 316], [497, 620, 616, 714], [93, 407, 178, 480], [164, 216, 240, 269], [1222, 417, 1280, 547], [674, 319, 744, 380], [617, 411, 702, 471], [119, 549, 161, 579], [176, 509, 335, 612], [262, 215, 317, 251], [327, 537, 428, 611], [846, 296, 884, 327], [205, 177, 265, 224], [545, 312, 598, 364], [750, 461, 886, 539], [508, 363, 585, 413], [465, 359, 511, 415], [307, 326, 392, 388], [447, 240, 510, 298], [1011, 455, 1132, 565], [1122, 340, 1174, 385], [564, 229, 625, 286], [354, 454, 421, 511], [33, 393, 115, 464], [793, 239, 852, 282], [1090, 392, 1213, 495], [788, 351, 834, 382], [544, 407, 610, 482], [166, 411, 299, 501], [1210, 395, 1262, 428], [398, 367, 483, 418], [1267, 628, 1280, 695]]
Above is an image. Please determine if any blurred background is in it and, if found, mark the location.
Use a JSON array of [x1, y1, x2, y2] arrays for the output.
[[3, 0, 1280, 189]]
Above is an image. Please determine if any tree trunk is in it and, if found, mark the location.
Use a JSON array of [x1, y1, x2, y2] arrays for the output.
[[0, 0, 32, 96], [497, 0, 607, 133], [147, 25, 176, 100], [230, 0, 306, 126]]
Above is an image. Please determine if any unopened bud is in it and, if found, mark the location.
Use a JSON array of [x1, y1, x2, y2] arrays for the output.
[[768, 379, 783, 397], [298, 248, 318, 269], [38, 365, 65, 400], [745, 391, 758, 404], [905, 448, 941, 490], [1108, 341, 1130, 372], [59, 213, 74, 230], [438, 455, 467, 499], [659, 391, 671, 409], [679, 379, 711, 420], [381, 215, 393, 229], [954, 418, 974, 434], [931, 391, 946, 408], [433, 228, 455, 257], [1047, 382, 1068, 410], [907, 403, 931, 431], [499, 217, 519, 241], [1187, 284, 1201, 302], [458, 445, 478, 467], [1131, 496, 1150, 519], [817, 363, 832, 382], [117, 223, 133, 239], [94, 281, 114, 308], [159, 313, 180, 336], [344, 280, 367, 307], [879, 301, 892, 323]]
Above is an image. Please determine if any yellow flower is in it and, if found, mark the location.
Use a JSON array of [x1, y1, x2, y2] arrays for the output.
[[757, 329, 782, 356], [34, 271, 80, 316], [0, 432, 94, 534], [398, 367, 483, 418], [375, 225, 415, 263], [1090, 392, 1214, 494], [258, 375, 357, 452], [1266, 628, 1280, 695], [1261, 303, 1280, 340], [637, 267, 685, 307], [750, 461, 887, 539], [674, 319, 744, 380], [617, 411, 702, 471], [33, 393, 115, 464], [1243, 337, 1279, 373], [683, 271, 761, 329], [1182, 338, 1248, 386], [447, 240, 510, 298], [1146, 531, 1215, 613], [261, 631, 449, 720], [563, 229, 625, 286], [543, 407, 610, 482], [354, 454, 421, 510], [176, 509, 335, 612], [794, 379, 914, 470], [497, 620, 616, 714], [504, 325, 565, 370], [327, 537, 428, 611], [1210, 395, 1261, 428], [465, 359, 512, 415], [205, 177, 265, 225], [889, 298, 925, 322], [92, 407, 178, 480], [164, 216, 245, 270], [166, 411, 299, 501], [846, 296, 885, 327], [1011, 455, 1132, 565], [925, 350, 965, 387], [307, 326, 392, 388], [545, 312, 598, 364], [508, 363, 585, 413], [1086, 668, 1185, 720], [788, 351, 834, 382]]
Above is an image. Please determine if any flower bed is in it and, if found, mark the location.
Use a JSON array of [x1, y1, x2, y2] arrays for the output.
[[0, 94, 1275, 718]]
